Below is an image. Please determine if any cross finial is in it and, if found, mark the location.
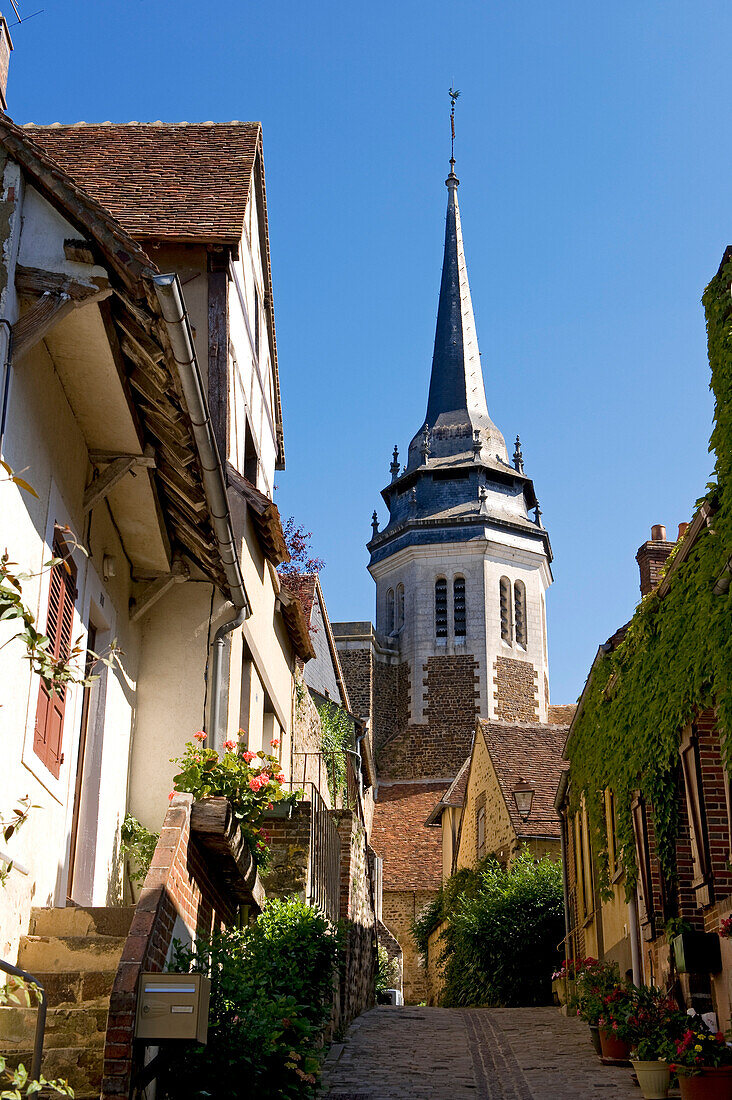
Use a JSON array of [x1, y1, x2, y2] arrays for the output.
[[513, 435, 524, 474], [390, 445, 400, 480], [371, 510, 379, 537], [534, 501, 543, 528], [449, 86, 460, 173]]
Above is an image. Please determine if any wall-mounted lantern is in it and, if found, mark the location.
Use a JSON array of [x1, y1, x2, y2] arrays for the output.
[[512, 777, 534, 820]]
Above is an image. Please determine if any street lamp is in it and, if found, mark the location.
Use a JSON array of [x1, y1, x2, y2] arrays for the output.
[[512, 777, 534, 819]]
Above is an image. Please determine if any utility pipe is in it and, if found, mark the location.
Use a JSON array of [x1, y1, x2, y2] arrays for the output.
[[152, 274, 251, 748], [628, 890, 642, 986]]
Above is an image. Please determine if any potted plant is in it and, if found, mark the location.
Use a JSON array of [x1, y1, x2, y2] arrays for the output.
[[670, 1021, 732, 1099], [597, 984, 638, 1062], [623, 986, 687, 1099], [552, 956, 586, 1007], [573, 958, 620, 1056]]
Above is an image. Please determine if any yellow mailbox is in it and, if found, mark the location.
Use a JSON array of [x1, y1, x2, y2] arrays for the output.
[[135, 972, 210, 1044]]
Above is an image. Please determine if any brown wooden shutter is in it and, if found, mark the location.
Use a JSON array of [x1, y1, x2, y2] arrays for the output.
[[679, 724, 714, 907], [33, 533, 77, 778]]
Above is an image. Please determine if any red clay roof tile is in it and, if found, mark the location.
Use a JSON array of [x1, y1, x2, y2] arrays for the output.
[[372, 782, 448, 892]]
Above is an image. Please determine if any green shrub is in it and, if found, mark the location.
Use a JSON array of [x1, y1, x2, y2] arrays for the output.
[[412, 862, 493, 961], [159, 898, 341, 1100], [438, 850, 565, 1007], [120, 813, 159, 887]]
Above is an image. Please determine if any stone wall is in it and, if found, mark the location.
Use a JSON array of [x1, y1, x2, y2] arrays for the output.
[[382, 888, 437, 1004], [377, 919, 403, 995], [334, 809, 377, 1029], [376, 654, 479, 779], [101, 793, 236, 1099], [426, 919, 448, 1005], [493, 655, 539, 722], [260, 802, 312, 902], [338, 646, 372, 721]]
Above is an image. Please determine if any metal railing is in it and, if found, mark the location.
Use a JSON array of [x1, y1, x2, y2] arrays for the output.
[[306, 781, 341, 924], [0, 958, 46, 1080], [292, 750, 363, 819]]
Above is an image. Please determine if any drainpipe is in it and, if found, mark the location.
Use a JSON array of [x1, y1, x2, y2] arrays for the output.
[[555, 772, 572, 955], [0, 319, 13, 458], [628, 890, 642, 986], [152, 273, 251, 748]]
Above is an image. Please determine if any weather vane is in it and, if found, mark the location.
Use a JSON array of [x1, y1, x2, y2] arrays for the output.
[[449, 85, 460, 165]]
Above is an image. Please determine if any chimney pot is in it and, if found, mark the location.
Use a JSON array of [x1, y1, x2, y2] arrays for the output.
[[678, 522, 689, 540], [651, 524, 666, 542]]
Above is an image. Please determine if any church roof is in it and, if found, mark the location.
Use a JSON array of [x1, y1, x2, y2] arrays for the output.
[[407, 162, 506, 468]]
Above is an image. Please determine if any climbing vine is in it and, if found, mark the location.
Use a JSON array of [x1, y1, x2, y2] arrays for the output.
[[316, 700, 353, 803], [566, 252, 732, 894]]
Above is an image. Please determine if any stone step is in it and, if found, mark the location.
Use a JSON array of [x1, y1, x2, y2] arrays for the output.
[[20, 970, 116, 1007], [3, 1045, 103, 1096], [29, 905, 135, 940], [0, 1003, 108, 1048], [17, 934, 126, 974]]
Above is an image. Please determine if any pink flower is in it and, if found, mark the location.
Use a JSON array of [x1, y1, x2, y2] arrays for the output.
[[249, 774, 268, 792], [268, 803, 274, 810], [223, 740, 236, 751], [270, 738, 280, 748], [194, 731, 207, 742], [243, 751, 255, 763], [276, 773, 285, 784]]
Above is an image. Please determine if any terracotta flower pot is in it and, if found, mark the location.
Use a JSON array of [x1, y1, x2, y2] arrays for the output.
[[678, 1066, 732, 1100], [598, 1027, 631, 1061], [588, 1024, 602, 1056], [631, 1060, 671, 1100]]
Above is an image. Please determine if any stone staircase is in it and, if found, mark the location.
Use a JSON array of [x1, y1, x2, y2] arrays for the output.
[[0, 906, 135, 1099]]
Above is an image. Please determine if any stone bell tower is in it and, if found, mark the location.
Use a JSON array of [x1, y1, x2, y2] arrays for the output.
[[366, 153, 553, 781]]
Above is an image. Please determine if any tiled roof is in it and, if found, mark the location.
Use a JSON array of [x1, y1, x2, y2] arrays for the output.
[[24, 121, 260, 242], [280, 573, 317, 625], [371, 782, 449, 892], [547, 704, 577, 726], [425, 758, 470, 825], [478, 719, 568, 840]]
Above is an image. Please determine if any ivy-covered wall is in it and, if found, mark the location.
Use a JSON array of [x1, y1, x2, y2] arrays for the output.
[[565, 249, 732, 892]]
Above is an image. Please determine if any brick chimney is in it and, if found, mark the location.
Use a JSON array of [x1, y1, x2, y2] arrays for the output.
[[636, 524, 676, 596], [0, 13, 13, 112]]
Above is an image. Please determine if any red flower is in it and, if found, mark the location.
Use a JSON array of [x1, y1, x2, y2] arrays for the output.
[[194, 731, 207, 742], [270, 738, 280, 748], [243, 751, 255, 763], [223, 739, 236, 751], [168, 791, 175, 801]]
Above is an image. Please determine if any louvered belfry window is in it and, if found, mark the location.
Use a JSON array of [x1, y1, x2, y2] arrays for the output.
[[435, 578, 448, 638], [386, 588, 395, 634], [453, 577, 466, 637], [33, 532, 77, 778], [514, 580, 528, 648], [499, 576, 512, 643]]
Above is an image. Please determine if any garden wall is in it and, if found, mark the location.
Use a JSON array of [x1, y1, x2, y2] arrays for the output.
[[426, 919, 448, 1006], [101, 793, 236, 1099]]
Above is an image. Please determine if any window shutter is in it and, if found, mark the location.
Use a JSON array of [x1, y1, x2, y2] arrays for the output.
[[33, 535, 77, 778], [679, 725, 714, 907], [499, 577, 512, 643], [453, 577, 466, 638], [514, 581, 527, 648], [631, 793, 655, 939], [435, 578, 447, 638]]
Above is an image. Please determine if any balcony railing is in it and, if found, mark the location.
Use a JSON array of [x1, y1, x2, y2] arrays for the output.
[[292, 750, 363, 819]]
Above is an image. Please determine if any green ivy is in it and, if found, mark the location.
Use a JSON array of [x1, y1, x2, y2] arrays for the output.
[[565, 252, 732, 895], [316, 700, 353, 803], [121, 813, 159, 887]]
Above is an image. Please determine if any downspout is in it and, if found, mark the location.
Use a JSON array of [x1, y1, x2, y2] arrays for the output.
[[556, 772, 572, 956], [628, 890, 642, 986], [152, 273, 251, 749], [0, 319, 13, 458]]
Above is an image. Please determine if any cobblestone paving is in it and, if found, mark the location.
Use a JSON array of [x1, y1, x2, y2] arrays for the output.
[[321, 1005, 678, 1099]]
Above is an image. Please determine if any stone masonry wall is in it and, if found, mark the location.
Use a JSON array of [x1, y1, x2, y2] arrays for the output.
[[334, 809, 377, 1030], [494, 656, 539, 722], [382, 889, 437, 1004], [377, 654, 479, 779], [260, 802, 312, 902], [338, 647, 373, 721], [101, 793, 235, 1099]]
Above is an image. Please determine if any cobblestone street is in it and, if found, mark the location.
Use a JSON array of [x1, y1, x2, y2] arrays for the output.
[[321, 1006, 672, 1099]]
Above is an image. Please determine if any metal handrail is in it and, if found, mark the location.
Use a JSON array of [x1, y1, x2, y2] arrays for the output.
[[0, 957, 47, 1081]]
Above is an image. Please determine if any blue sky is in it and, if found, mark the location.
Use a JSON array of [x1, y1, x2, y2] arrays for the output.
[[10, 1, 727, 704]]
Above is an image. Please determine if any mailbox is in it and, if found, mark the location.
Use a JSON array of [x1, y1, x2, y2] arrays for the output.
[[135, 972, 210, 1043]]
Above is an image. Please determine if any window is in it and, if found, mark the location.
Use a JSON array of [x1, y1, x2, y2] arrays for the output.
[[396, 584, 404, 631], [254, 284, 260, 361], [33, 531, 77, 778], [499, 576, 512, 643], [514, 581, 527, 648], [605, 789, 619, 878], [453, 577, 466, 638], [386, 589, 395, 634], [435, 578, 448, 639], [679, 725, 714, 908]]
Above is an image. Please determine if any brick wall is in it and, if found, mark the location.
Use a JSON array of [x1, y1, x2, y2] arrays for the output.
[[101, 793, 236, 1099], [376, 655, 479, 779], [333, 809, 377, 1029], [494, 656, 539, 722]]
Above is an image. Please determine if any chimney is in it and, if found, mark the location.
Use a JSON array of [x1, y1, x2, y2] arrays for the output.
[[0, 13, 13, 112], [636, 524, 676, 597]]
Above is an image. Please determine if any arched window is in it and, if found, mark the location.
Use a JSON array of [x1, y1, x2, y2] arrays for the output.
[[499, 577, 512, 644], [453, 576, 466, 638], [514, 580, 527, 648], [396, 583, 405, 630], [435, 578, 448, 639], [386, 588, 395, 634]]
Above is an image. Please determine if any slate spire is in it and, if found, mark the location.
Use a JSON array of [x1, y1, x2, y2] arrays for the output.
[[408, 155, 506, 468]]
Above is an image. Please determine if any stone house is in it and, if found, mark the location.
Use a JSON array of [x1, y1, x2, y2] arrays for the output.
[[558, 246, 732, 1032], [0, 98, 375, 1093]]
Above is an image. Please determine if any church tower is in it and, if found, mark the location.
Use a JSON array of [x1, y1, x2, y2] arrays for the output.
[[366, 153, 553, 782]]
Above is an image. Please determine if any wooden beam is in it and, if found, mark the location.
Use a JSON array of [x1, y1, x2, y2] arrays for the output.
[[12, 292, 75, 357], [129, 559, 189, 622], [83, 451, 157, 513], [12, 267, 113, 357], [208, 269, 229, 464], [16, 264, 111, 303]]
